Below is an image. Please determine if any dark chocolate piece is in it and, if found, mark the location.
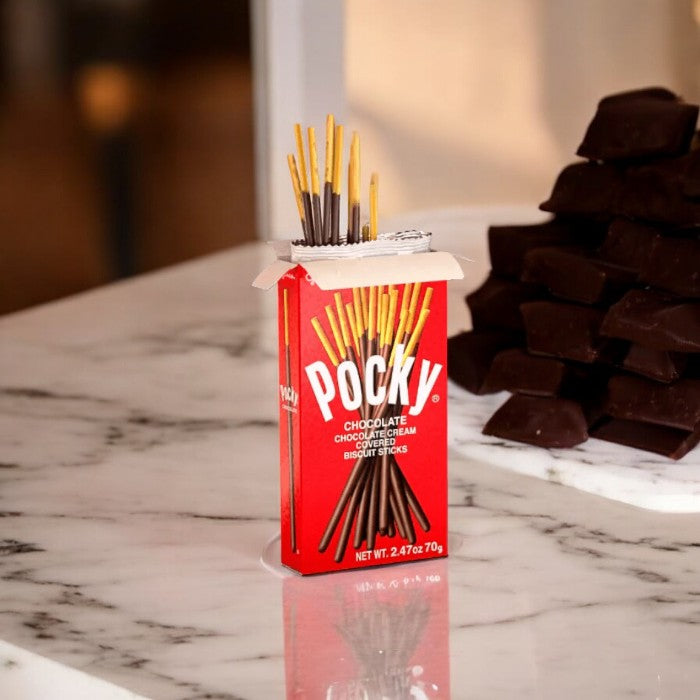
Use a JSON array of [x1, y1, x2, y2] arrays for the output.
[[566, 363, 612, 421], [540, 162, 624, 217], [681, 149, 700, 198], [622, 344, 687, 383], [487, 219, 605, 278], [598, 218, 660, 272], [591, 417, 699, 460], [687, 355, 700, 378], [466, 275, 544, 331], [605, 375, 700, 431], [598, 87, 679, 105], [447, 330, 522, 395], [521, 246, 636, 304], [638, 236, 700, 298], [618, 155, 700, 226], [577, 88, 698, 161], [482, 394, 588, 448], [521, 301, 612, 363], [481, 349, 568, 397], [601, 290, 700, 352]]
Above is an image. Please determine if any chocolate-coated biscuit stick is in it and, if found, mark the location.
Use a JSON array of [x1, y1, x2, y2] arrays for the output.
[[353, 461, 373, 549], [352, 138, 361, 242], [335, 294, 363, 383], [360, 287, 369, 333], [419, 287, 433, 317], [288, 120, 383, 248], [344, 304, 366, 407], [347, 299, 367, 385], [389, 309, 408, 367], [375, 285, 384, 347], [398, 463, 430, 532], [368, 286, 377, 353], [308, 126, 323, 245], [389, 458, 415, 543], [318, 452, 368, 553], [324, 305, 347, 362], [334, 461, 371, 562], [405, 282, 422, 338], [383, 286, 434, 386], [352, 288, 365, 337], [347, 135, 354, 242], [331, 124, 343, 245], [378, 297, 433, 406], [378, 293, 389, 350], [366, 460, 380, 549], [404, 309, 430, 360], [348, 132, 360, 243], [334, 292, 352, 350], [389, 490, 406, 540], [311, 316, 340, 367], [368, 309, 431, 422], [294, 123, 316, 245], [345, 303, 362, 360], [323, 304, 363, 409], [323, 114, 334, 244], [352, 287, 367, 356], [384, 289, 399, 348], [286, 154, 310, 244], [379, 452, 390, 533]]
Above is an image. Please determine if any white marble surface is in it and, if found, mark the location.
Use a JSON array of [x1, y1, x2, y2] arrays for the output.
[[2, 207, 700, 699], [449, 383, 700, 513], [0, 640, 147, 700]]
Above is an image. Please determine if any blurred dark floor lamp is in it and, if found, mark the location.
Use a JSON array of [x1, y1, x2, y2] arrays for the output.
[[76, 63, 138, 278]]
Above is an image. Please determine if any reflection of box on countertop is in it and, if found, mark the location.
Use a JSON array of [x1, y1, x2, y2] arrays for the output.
[[254, 251, 463, 575], [282, 558, 450, 698]]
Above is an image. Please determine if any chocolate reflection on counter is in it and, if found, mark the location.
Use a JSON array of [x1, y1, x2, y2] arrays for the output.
[[283, 559, 449, 699]]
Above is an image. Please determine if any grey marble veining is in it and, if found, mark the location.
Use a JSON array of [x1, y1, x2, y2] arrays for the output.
[[2, 210, 700, 699]]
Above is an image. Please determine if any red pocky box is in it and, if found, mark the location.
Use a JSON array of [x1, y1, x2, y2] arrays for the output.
[[255, 251, 462, 574]]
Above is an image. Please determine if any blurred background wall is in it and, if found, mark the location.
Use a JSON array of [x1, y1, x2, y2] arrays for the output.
[[346, 0, 700, 217], [2, 0, 700, 315], [0, 0, 255, 315]]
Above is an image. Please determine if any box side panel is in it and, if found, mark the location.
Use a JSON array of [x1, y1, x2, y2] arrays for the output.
[[278, 271, 304, 570]]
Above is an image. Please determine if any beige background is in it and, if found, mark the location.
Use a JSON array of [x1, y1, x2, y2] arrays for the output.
[[346, 0, 700, 218]]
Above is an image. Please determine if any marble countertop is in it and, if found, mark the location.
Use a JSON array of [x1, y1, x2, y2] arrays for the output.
[[2, 207, 700, 699]]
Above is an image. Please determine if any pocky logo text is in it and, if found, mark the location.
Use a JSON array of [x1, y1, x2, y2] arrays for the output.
[[305, 344, 442, 421], [279, 383, 299, 409]]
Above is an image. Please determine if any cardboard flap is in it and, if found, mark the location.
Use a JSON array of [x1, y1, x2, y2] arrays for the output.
[[252, 259, 296, 289], [252, 251, 464, 290]]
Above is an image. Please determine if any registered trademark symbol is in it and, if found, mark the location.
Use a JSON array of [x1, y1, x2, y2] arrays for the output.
[[431, 394, 440, 403]]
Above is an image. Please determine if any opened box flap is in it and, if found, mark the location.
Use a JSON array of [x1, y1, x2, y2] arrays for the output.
[[252, 250, 464, 290]]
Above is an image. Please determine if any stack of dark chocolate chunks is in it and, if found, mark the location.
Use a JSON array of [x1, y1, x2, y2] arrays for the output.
[[449, 87, 700, 459]]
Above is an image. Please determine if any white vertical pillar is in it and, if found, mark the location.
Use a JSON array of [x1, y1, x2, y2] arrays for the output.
[[251, 0, 345, 240]]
